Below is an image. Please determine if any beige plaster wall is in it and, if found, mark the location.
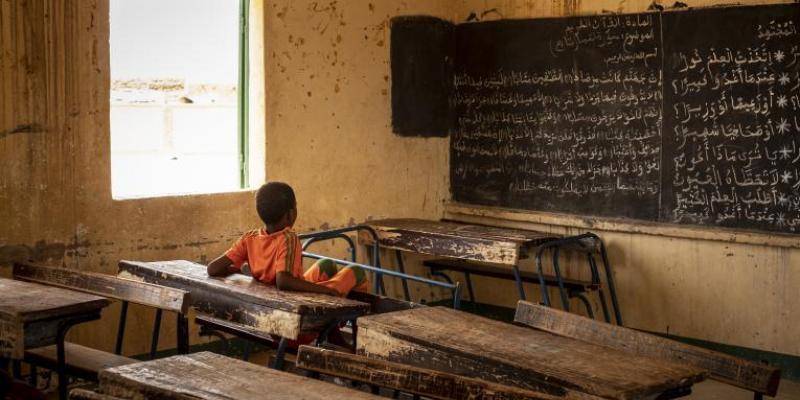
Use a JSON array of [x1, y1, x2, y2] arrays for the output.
[[0, 0, 457, 355], [1, 0, 797, 359]]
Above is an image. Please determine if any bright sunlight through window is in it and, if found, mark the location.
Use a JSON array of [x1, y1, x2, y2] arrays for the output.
[[110, 0, 248, 199]]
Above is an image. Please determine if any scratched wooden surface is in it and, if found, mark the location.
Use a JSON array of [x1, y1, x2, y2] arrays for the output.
[[360, 218, 559, 265], [97, 351, 384, 400], [0, 278, 109, 359], [296, 345, 599, 400], [69, 389, 127, 400], [357, 306, 705, 400], [514, 301, 781, 397], [118, 260, 370, 339], [13, 263, 190, 314]]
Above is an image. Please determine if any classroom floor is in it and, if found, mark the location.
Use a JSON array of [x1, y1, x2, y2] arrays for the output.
[[688, 379, 800, 400]]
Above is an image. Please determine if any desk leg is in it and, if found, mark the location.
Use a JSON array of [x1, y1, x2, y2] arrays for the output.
[[394, 250, 411, 301], [551, 247, 571, 311], [272, 338, 289, 370], [512, 265, 527, 301], [149, 309, 163, 359], [463, 272, 476, 304], [115, 301, 129, 355], [11, 360, 21, 379], [53, 313, 103, 400], [56, 325, 68, 400], [176, 314, 189, 355], [29, 365, 37, 387]]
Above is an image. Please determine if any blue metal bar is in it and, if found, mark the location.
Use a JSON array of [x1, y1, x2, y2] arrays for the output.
[[299, 225, 385, 295], [303, 251, 460, 309], [302, 233, 356, 258]]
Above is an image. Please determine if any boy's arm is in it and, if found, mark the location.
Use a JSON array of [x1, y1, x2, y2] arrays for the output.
[[275, 271, 339, 296], [207, 254, 236, 277]]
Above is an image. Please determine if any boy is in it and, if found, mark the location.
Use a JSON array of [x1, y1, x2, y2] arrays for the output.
[[207, 182, 369, 297]]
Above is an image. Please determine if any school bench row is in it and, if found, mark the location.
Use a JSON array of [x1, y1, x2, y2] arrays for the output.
[[1, 260, 781, 399]]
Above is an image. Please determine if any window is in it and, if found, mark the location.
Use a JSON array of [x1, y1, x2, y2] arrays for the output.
[[110, 0, 257, 199]]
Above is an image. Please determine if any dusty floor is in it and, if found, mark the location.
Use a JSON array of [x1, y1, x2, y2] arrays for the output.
[[689, 379, 800, 400]]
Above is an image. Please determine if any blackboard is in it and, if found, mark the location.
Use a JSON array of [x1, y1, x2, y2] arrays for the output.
[[451, 14, 663, 220], [443, 4, 800, 234], [390, 16, 454, 137], [661, 5, 800, 232]]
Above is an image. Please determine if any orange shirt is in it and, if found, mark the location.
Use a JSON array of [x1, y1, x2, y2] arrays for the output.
[[224, 227, 304, 284]]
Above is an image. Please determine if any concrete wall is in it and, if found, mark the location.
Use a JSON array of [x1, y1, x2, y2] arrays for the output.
[[1, 0, 797, 359]]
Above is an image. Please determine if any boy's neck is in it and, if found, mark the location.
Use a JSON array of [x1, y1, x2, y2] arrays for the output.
[[265, 223, 289, 234]]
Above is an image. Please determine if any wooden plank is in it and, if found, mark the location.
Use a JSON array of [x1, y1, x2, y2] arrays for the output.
[[68, 389, 127, 400], [118, 260, 369, 339], [296, 345, 597, 400], [26, 342, 137, 381], [514, 301, 781, 397], [360, 218, 559, 265], [357, 307, 705, 400], [13, 263, 190, 314], [98, 351, 383, 400], [0, 278, 109, 322]]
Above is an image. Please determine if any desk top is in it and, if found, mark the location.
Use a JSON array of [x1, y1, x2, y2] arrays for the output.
[[0, 278, 109, 323], [118, 260, 371, 339], [118, 260, 369, 315], [357, 307, 705, 400], [98, 351, 383, 400], [360, 218, 559, 265]]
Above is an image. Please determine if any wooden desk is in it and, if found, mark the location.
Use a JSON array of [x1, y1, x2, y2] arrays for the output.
[[88, 351, 383, 399], [118, 260, 370, 340], [0, 278, 110, 399], [356, 306, 704, 400], [360, 218, 559, 265]]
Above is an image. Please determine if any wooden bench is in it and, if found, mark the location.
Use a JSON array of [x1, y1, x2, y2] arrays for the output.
[[296, 345, 586, 400], [356, 306, 705, 399], [514, 301, 781, 399], [13, 263, 192, 384], [87, 351, 383, 400]]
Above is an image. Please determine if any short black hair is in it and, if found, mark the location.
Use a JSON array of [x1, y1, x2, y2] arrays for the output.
[[255, 182, 296, 225]]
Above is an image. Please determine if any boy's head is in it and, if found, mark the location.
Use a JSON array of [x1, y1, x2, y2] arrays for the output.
[[255, 182, 297, 228]]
